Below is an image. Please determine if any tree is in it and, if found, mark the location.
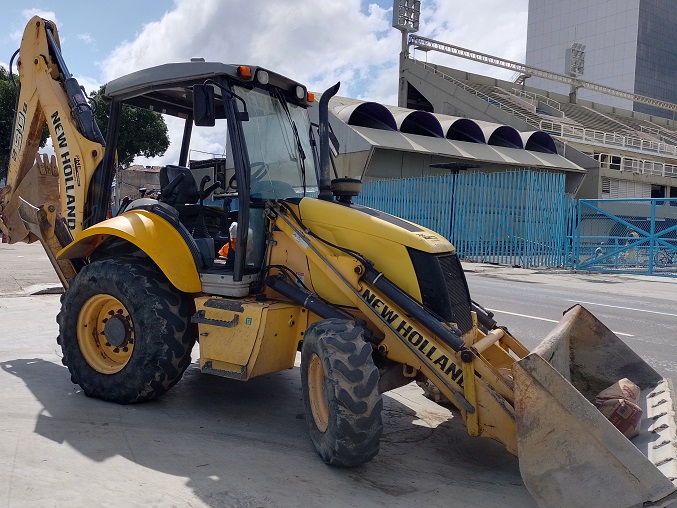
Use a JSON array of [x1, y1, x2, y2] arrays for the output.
[[91, 86, 169, 166], [0, 66, 49, 177], [0, 68, 169, 176], [0, 67, 13, 177]]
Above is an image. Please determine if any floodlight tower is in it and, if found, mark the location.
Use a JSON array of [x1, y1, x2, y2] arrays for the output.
[[393, 0, 421, 107], [565, 42, 586, 103], [392, 0, 420, 58]]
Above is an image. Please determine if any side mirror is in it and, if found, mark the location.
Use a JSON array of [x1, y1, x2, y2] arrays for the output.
[[193, 84, 216, 126]]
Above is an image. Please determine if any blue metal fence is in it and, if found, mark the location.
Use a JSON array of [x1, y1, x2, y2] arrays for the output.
[[356, 170, 574, 268], [572, 198, 677, 276]]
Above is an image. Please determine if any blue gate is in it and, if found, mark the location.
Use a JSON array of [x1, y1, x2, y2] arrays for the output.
[[573, 198, 677, 276], [356, 170, 574, 268]]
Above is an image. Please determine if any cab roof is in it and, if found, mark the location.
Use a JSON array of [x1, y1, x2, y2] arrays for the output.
[[102, 61, 309, 118]]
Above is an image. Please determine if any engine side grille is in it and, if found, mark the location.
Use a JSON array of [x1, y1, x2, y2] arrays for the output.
[[438, 254, 473, 334], [408, 249, 473, 334]]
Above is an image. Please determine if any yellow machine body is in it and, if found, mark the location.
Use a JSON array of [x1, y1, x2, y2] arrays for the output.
[[57, 210, 202, 293], [194, 296, 311, 380], [2, 15, 675, 508], [265, 198, 677, 507]]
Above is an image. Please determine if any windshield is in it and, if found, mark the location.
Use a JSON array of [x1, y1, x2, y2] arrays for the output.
[[233, 85, 318, 200]]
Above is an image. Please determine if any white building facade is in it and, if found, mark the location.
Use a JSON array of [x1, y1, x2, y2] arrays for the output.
[[525, 0, 677, 118]]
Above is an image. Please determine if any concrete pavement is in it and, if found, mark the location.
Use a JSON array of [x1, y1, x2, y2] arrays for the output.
[[463, 261, 677, 301], [1, 242, 675, 507], [0, 243, 534, 507]]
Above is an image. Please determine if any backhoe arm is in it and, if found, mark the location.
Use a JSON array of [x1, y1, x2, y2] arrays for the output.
[[0, 17, 106, 286]]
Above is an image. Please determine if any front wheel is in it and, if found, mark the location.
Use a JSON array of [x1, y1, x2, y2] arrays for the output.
[[300, 319, 383, 467], [57, 258, 196, 403]]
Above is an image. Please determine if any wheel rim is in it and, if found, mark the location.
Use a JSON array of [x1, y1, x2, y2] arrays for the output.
[[308, 353, 329, 433], [77, 294, 135, 374]]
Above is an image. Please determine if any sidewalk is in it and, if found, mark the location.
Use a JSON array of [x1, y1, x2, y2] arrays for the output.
[[462, 260, 677, 301], [1, 242, 675, 301], [0, 242, 61, 295]]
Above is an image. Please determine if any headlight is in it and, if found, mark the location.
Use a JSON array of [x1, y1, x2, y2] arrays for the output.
[[256, 70, 269, 85]]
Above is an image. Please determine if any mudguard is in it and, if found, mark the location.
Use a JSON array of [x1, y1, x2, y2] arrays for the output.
[[57, 209, 202, 293]]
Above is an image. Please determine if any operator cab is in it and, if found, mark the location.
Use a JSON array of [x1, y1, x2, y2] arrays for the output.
[[103, 62, 319, 296]]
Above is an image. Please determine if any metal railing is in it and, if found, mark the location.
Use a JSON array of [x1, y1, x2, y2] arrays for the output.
[[411, 58, 677, 162], [512, 89, 562, 111], [408, 34, 677, 113], [573, 198, 677, 276], [538, 120, 677, 161], [356, 170, 574, 269], [595, 153, 677, 178], [413, 60, 541, 128], [641, 124, 677, 146]]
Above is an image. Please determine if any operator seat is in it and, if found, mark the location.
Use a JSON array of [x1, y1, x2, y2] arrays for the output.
[[159, 165, 199, 207], [159, 165, 222, 220], [159, 165, 225, 236]]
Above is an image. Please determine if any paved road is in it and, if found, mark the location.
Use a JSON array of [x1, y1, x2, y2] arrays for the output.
[[465, 269, 677, 382], [1, 243, 675, 507]]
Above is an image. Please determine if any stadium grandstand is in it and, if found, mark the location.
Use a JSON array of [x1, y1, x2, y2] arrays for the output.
[[398, 35, 677, 201]]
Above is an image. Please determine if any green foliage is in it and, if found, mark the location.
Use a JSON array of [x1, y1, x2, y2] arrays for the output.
[[0, 69, 169, 176], [0, 66, 24, 174], [91, 86, 169, 166]]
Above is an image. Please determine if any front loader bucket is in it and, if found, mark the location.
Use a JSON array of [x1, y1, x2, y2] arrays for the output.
[[513, 305, 677, 508]]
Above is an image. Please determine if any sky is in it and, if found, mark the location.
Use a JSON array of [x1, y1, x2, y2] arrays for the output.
[[0, 0, 528, 165]]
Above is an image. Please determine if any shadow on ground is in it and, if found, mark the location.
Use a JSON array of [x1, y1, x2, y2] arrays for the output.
[[1, 357, 533, 507]]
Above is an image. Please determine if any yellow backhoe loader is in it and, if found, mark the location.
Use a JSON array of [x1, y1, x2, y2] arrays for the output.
[[1, 17, 675, 508]]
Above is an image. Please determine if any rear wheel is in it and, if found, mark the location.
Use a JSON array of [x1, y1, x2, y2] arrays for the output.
[[57, 258, 196, 403], [300, 319, 383, 467]]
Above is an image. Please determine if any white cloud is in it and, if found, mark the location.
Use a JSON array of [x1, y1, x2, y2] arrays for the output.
[[77, 33, 94, 45], [101, 0, 399, 99], [20, 8, 59, 24], [418, 0, 529, 80], [10, 9, 60, 44], [100, 0, 406, 165], [100, 0, 529, 100], [96, 0, 530, 165]]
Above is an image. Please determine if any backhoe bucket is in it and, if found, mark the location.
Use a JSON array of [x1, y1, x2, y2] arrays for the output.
[[513, 304, 677, 508]]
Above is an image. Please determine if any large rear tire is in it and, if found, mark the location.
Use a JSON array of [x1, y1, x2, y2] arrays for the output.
[[300, 319, 383, 467], [57, 258, 196, 403]]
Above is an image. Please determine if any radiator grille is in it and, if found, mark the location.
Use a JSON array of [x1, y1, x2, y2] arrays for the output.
[[408, 249, 473, 334], [438, 254, 473, 334]]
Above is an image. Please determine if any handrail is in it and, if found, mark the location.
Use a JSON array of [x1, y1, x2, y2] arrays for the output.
[[409, 34, 677, 113], [411, 59, 677, 159], [595, 152, 677, 178], [512, 89, 562, 111], [539, 119, 677, 157], [413, 60, 540, 128]]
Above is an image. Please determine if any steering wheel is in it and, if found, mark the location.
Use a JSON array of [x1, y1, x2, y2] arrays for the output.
[[228, 161, 268, 190]]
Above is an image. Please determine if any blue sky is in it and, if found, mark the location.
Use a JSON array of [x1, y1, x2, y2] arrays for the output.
[[1, 0, 528, 164], [1, 2, 170, 79], [1, 1, 528, 101]]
